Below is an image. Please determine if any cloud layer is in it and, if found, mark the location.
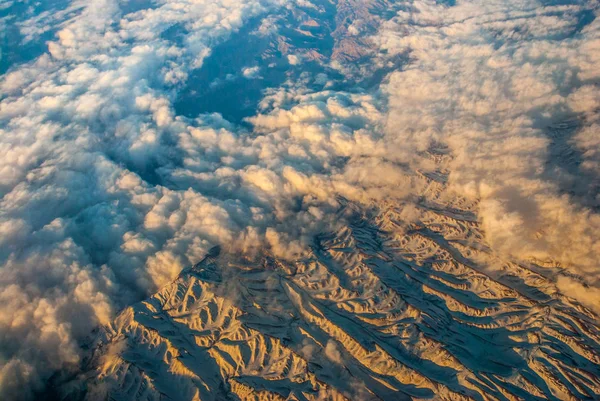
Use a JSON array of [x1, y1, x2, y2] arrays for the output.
[[0, 0, 599, 398], [374, 0, 600, 309]]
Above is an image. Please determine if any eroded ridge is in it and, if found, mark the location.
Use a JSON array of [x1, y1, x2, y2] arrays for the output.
[[79, 193, 600, 401]]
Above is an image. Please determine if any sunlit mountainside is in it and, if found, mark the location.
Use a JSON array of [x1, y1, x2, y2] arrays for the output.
[[76, 194, 600, 400]]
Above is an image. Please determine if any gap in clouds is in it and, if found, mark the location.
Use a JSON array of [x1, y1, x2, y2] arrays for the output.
[[173, 15, 292, 125], [173, 0, 348, 125]]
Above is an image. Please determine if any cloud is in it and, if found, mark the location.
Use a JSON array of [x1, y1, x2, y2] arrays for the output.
[[0, 0, 291, 397], [374, 0, 600, 310], [0, 0, 402, 396], [287, 54, 301, 65], [242, 66, 261, 79], [1, 0, 600, 398], [324, 340, 343, 365]]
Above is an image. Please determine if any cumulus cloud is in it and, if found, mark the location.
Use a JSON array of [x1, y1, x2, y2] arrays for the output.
[[242, 66, 261, 79], [0, 0, 292, 397], [374, 0, 600, 310], [287, 54, 301, 65], [0, 0, 403, 396], [1, 0, 600, 398], [324, 340, 343, 365]]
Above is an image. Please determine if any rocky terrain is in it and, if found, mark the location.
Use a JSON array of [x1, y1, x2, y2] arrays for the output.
[[69, 150, 600, 400]]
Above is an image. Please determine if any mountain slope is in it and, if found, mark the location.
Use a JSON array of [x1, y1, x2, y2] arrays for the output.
[[73, 165, 600, 400]]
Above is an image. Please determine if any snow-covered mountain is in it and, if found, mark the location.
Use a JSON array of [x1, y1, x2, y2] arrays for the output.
[[69, 161, 600, 400]]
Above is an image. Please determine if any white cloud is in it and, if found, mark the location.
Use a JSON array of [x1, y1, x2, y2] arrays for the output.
[[374, 0, 600, 310], [324, 340, 343, 365], [1, 0, 600, 398], [242, 65, 260, 78], [0, 0, 287, 397], [287, 54, 301, 65]]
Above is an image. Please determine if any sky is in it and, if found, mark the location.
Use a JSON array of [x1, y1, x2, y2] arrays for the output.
[[0, 0, 599, 399]]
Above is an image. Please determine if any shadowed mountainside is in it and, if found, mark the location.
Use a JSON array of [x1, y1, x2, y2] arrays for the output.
[[70, 149, 600, 401]]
